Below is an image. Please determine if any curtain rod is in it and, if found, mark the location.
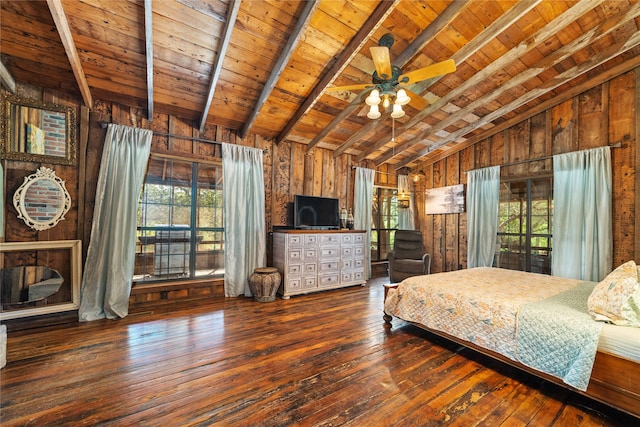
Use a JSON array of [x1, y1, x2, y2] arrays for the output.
[[465, 142, 623, 172], [350, 166, 395, 176], [500, 142, 622, 169], [100, 120, 222, 145], [99, 121, 268, 152]]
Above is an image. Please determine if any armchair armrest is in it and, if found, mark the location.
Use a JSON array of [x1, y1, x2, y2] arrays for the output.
[[422, 253, 431, 275]]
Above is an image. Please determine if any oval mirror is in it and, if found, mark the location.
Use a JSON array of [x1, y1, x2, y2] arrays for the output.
[[1, 266, 64, 309], [13, 167, 71, 231]]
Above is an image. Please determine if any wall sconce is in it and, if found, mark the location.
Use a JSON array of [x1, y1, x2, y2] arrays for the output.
[[397, 192, 410, 209], [411, 170, 425, 182]]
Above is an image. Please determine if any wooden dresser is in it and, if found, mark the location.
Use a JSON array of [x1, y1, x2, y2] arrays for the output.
[[272, 230, 367, 299]]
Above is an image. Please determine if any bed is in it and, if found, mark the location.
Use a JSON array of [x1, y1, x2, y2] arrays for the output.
[[383, 267, 640, 418]]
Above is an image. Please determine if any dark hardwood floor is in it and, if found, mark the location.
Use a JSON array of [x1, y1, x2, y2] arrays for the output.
[[1, 278, 637, 426]]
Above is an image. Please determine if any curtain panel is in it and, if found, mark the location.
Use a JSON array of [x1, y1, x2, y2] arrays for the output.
[[397, 174, 415, 230], [552, 146, 612, 281], [466, 166, 500, 268], [222, 143, 266, 297], [354, 167, 374, 279], [79, 124, 152, 321]]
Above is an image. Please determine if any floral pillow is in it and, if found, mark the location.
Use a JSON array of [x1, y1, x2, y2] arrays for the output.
[[587, 260, 640, 326]]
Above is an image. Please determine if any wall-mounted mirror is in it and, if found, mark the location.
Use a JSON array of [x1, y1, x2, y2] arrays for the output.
[[1, 266, 64, 310], [0, 93, 77, 165], [13, 167, 71, 231]]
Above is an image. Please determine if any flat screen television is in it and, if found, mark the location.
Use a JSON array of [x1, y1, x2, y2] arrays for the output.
[[294, 195, 340, 230]]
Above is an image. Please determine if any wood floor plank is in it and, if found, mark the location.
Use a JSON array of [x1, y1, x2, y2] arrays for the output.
[[1, 278, 637, 426]]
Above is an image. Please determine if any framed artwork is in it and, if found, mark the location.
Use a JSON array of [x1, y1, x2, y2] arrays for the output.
[[425, 184, 465, 214]]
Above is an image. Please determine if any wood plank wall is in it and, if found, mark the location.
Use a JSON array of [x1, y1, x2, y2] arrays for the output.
[[1, 67, 638, 300], [416, 69, 638, 274]]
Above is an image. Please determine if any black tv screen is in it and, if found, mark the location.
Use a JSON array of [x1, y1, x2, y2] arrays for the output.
[[294, 195, 340, 230]]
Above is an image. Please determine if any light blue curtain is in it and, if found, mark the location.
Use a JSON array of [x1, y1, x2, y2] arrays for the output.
[[552, 147, 612, 281], [354, 167, 374, 278], [222, 143, 266, 297], [79, 124, 152, 321], [397, 174, 415, 230], [467, 166, 500, 268]]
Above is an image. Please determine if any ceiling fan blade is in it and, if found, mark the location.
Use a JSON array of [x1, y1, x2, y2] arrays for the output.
[[398, 59, 456, 85], [370, 46, 392, 80], [403, 89, 428, 111], [325, 83, 374, 92]]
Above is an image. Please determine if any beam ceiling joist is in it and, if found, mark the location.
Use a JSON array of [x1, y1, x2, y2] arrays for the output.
[[281, 0, 400, 149], [358, 0, 544, 163], [395, 25, 640, 169], [0, 60, 16, 93], [199, 0, 241, 133], [46, 0, 93, 108], [144, 0, 154, 121], [240, 0, 320, 139]]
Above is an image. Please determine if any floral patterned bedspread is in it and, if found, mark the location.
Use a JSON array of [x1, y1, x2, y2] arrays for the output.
[[384, 267, 583, 359]]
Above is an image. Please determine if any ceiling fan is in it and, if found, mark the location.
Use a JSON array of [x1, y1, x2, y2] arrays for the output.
[[326, 33, 456, 119]]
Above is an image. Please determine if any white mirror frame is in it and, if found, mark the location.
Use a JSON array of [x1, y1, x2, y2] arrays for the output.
[[13, 167, 71, 231], [0, 240, 82, 320]]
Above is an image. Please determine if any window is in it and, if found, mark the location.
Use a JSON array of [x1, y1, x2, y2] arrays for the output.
[[371, 187, 399, 262], [497, 178, 552, 274], [133, 156, 224, 284]]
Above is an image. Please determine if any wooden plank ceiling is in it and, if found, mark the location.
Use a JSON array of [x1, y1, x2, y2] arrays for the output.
[[1, 0, 639, 169]]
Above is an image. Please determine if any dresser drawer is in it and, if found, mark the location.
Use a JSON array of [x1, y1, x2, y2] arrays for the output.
[[341, 246, 353, 257], [287, 235, 303, 246], [304, 234, 318, 245], [318, 273, 340, 286], [288, 263, 303, 275], [342, 258, 354, 270], [286, 277, 302, 290], [353, 245, 365, 257], [304, 262, 317, 274], [341, 234, 354, 244], [319, 260, 339, 272], [303, 248, 317, 260], [320, 247, 340, 258], [354, 234, 365, 243], [319, 234, 340, 245], [288, 248, 303, 261], [302, 276, 317, 289]]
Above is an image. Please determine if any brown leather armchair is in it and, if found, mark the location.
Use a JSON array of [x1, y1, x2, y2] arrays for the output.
[[388, 230, 431, 283]]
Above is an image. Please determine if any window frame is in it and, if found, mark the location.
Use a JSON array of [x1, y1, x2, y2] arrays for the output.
[[133, 154, 224, 285]]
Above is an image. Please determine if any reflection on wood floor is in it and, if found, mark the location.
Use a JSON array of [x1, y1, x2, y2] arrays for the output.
[[1, 278, 636, 426]]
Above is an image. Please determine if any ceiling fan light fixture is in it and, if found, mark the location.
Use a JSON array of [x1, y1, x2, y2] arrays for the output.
[[367, 104, 381, 119], [390, 103, 405, 119], [365, 89, 381, 106], [395, 88, 410, 106]]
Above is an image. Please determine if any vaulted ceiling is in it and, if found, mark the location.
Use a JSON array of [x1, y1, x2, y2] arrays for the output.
[[1, 0, 639, 169]]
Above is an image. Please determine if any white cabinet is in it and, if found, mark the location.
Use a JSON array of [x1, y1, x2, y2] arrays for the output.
[[273, 230, 366, 299]]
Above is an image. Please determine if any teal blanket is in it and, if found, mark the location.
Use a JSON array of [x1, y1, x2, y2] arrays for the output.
[[515, 281, 603, 391]]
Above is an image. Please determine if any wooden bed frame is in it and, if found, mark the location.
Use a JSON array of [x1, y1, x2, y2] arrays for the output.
[[383, 283, 640, 418]]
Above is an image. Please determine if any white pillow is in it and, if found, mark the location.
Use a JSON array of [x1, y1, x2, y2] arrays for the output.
[[587, 260, 640, 327]]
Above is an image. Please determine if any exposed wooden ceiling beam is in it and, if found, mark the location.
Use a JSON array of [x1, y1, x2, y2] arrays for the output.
[[144, 0, 154, 121], [375, 0, 611, 166], [0, 59, 16, 93], [284, 0, 399, 149], [395, 25, 640, 169], [240, 0, 320, 139], [358, 0, 544, 163], [325, 0, 467, 156], [46, 0, 92, 108], [199, 0, 241, 133], [416, 55, 640, 169]]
